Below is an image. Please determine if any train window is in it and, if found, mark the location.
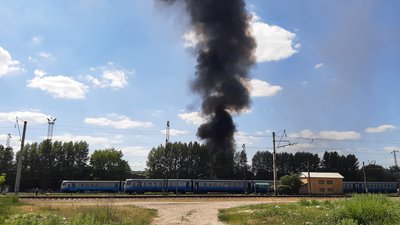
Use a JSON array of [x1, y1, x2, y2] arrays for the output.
[[318, 180, 324, 184], [326, 180, 333, 184]]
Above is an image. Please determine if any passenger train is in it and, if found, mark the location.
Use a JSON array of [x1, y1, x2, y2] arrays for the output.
[[343, 181, 397, 193], [61, 179, 271, 194], [60, 179, 398, 194]]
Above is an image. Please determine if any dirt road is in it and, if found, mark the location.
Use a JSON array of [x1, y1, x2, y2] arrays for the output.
[[24, 197, 299, 225]]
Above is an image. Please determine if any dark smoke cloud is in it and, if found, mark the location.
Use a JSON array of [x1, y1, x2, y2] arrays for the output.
[[160, 0, 256, 177]]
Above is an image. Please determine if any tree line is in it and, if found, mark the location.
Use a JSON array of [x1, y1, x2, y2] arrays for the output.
[[0, 140, 131, 191], [1, 140, 398, 191], [146, 141, 399, 182]]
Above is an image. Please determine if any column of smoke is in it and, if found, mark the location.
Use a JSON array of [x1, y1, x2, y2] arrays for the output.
[[162, 0, 256, 178]]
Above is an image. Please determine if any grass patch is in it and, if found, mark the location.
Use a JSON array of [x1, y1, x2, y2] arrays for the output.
[[219, 195, 400, 225], [3, 202, 156, 225], [0, 195, 21, 223]]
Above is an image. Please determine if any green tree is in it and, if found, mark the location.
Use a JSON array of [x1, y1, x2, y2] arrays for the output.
[[146, 142, 212, 179], [251, 151, 273, 179], [0, 145, 14, 183], [233, 149, 251, 179], [279, 173, 302, 194], [90, 148, 131, 180], [0, 174, 5, 186]]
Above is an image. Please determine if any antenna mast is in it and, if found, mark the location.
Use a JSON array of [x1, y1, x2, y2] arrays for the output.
[[47, 117, 56, 140], [6, 133, 11, 147]]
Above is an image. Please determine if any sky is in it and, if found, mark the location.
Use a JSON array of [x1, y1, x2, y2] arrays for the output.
[[1, 0, 400, 171]]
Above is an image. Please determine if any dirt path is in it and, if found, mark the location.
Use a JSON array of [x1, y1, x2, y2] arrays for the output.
[[23, 198, 300, 225]]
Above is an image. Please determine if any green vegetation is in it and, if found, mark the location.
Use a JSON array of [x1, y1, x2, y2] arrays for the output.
[[0, 195, 156, 225], [219, 195, 400, 225]]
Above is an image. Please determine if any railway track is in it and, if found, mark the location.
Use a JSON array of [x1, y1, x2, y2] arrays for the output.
[[18, 194, 347, 200]]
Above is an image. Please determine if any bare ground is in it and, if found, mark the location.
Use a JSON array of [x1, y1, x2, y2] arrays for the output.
[[23, 197, 301, 225]]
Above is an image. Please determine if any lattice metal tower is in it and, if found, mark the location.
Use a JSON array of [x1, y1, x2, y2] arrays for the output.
[[6, 133, 11, 147], [47, 117, 56, 140]]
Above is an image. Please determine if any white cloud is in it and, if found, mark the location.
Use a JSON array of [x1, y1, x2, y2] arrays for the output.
[[52, 133, 123, 147], [121, 146, 150, 157], [315, 63, 324, 69], [34, 69, 46, 77], [365, 124, 396, 133], [0, 110, 52, 124], [130, 161, 147, 171], [84, 114, 153, 129], [182, 30, 201, 48], [182, 13, 299, 63], [292, 129, 361, 140], [235, 131, 260, 145], [27, 70, 88, 99], [38, 51, 56, 60], [0, 46, 24, 77], [178, 111, 206, 126], [32, 36, 43, 45], [384, 146, 398, 153], [246, 79, 282, 97], [160, 129, 188, 137], [250, 14, 300, 62], [151, 110, 164, 117], [86, 63, 129, 89]]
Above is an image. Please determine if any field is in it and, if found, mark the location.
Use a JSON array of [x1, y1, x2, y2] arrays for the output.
[[219, 195, 400, 225], [0, 195, 156, 225]]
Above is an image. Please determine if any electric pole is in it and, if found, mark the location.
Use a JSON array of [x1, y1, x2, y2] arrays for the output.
[[272, 130, 293, 196], [14, 121, 27, 195], [391, 150, 399, 168], [307, 159, 311, 196], [272, 132, 277, 196], [362, 161, 368, 193], [164, 121, 170, 193]]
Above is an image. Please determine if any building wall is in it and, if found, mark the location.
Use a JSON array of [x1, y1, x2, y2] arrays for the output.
[[299, 177, 343, 194]]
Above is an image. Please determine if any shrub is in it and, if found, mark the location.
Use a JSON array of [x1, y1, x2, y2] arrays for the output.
[[330, 194, 400, 225]]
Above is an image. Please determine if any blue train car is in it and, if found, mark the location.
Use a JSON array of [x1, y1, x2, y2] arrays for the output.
[[125, 179, 191, 194], [193, 180, 246, 193], [60, 180, 123, 192], [343, 181, 397, 193]]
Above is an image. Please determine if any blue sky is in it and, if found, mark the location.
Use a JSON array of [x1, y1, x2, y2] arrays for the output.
[[1, 0, 400, 171]]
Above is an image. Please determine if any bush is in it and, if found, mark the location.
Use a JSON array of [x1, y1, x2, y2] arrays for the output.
[[331, 194, 400, 225], [4, 213, 66, 225], [0, 195, 20, 223]]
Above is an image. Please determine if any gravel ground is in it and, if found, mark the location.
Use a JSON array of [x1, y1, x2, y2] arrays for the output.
[[23, 197, 300, 225]]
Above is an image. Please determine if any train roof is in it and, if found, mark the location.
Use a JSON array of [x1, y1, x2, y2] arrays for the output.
[[62, 180, 122, 183]]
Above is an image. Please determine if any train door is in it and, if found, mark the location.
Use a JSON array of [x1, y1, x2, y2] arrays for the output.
[[247, 181, 251, 194], [186, 182, 190, 192], [194, 182, 199, 193], [138, 181, 142, 193]]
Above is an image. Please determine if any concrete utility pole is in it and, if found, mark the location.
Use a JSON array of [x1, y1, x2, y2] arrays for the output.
[[272, 132, 277, 196], [164, 121, 170, 193], [14, 121, 27, 195], [6, 133, 11, 147], [362, 161, 368, 193], [307, 159, 311, 196], [391, 150, 399, 168]]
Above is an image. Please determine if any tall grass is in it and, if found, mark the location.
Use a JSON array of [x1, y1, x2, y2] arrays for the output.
[[3, 204, 156, 225], [219, 195, 400, 225], [0, 195, 20, 223], [331, 194, 400, 225]]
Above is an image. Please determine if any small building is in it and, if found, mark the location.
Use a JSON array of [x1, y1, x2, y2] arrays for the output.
[[299, 172, 344, 195]]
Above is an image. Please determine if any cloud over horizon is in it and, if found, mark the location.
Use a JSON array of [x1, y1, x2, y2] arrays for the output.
[[0, 46, 24, 77], [84, 114, 153, 129]]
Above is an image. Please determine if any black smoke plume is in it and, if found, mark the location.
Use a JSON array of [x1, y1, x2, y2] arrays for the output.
[[162, 0, 256, 178]]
